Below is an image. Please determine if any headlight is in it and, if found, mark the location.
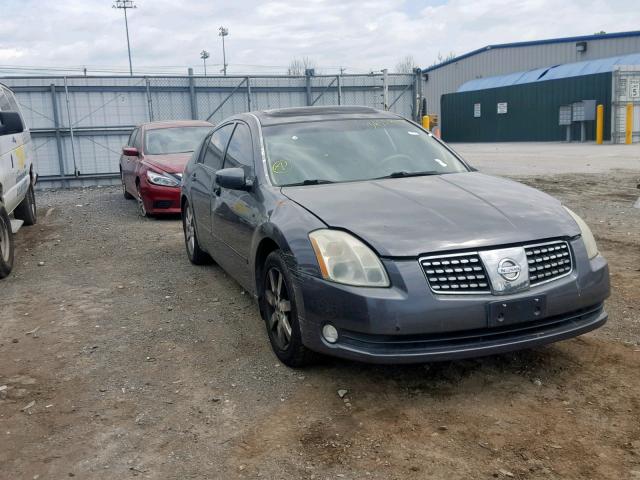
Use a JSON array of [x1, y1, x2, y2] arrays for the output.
[[309, 229, 390, 287], [564, 206, 598, 259], [146, 169, 179, 187]]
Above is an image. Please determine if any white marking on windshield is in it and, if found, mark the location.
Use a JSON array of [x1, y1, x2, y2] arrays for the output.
[[408, 131, 419, 136], [434, 158, 447, 167]]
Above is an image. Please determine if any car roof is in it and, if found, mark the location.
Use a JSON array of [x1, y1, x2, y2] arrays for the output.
[[249, 106, 401, 126], [141, 120, 214, 130]]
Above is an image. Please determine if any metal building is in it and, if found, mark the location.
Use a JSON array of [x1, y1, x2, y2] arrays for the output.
[[422, 30, 640, 119], [441, 53, 640, 143]]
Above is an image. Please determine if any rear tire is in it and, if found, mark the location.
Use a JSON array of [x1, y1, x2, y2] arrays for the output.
[[182, 200, 212, 265], [122, 171, 134, 199], [0, 206, 15, 279], [14, 184, 37, 226], [260, 250, 315, 368]]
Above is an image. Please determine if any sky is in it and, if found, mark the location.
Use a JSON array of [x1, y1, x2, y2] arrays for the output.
[[0, 0, 638, 75]]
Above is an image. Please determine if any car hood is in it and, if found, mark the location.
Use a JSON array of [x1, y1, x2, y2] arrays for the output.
[[143, 153, 193, 174], [281, 172, 580, 257]]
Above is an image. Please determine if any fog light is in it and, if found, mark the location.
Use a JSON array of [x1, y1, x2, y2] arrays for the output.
[[322, 324, 339, 344]]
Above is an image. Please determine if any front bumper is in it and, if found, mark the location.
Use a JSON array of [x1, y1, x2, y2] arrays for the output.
[[139, 178, 181, 215], [296, 238, 610, 364]]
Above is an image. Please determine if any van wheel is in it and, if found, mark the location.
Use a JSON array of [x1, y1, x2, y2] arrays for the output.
[[0, 206, 15, 279], [14, 184, 37, 226]]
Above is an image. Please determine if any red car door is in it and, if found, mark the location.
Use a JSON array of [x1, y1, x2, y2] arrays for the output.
[[122, 127, 141, 194]]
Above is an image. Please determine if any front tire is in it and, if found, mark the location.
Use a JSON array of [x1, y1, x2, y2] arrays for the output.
[[182, 200, 212, 265], [14, 184, 37, 226], [0, 206, 15, 279], [260, 250, 314, 367], [136, 183, 150, 217]]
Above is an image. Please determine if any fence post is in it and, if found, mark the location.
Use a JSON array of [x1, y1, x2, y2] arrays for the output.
[[145, 76, 154, 121], [382, 69, 389, 110], [63, 76, 79, 176], [413, 68, 422, 122], [305, 69, 313, 106], [246, 76, 252, 111], [188, 67, 197, 119], [50, 84, 67, 184], [337, 75, 342, 105]]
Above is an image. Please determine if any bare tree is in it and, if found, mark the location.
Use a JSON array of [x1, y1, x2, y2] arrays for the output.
[[431, 51, 456, 67], [288, 56, 316, 75], [395, 55, 416, 73]]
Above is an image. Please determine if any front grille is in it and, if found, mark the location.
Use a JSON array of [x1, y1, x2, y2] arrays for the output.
[[420, 253, 490, 294], [420, 239, 574, 295], [525, 240, 572, 285]]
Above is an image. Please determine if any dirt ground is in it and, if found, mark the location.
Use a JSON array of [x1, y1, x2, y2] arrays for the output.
[[1, 169, 640, 480]]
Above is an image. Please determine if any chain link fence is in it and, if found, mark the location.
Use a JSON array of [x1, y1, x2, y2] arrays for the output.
[[2, 72, 420, 186]]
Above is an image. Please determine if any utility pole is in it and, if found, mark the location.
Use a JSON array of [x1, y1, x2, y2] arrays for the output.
[[200, 50, 210, 76], [113, 0, 137, 76], [218, 26, 228, 75]]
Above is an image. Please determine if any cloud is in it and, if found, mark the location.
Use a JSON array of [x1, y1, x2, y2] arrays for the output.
[[0, 0, 638, 75]]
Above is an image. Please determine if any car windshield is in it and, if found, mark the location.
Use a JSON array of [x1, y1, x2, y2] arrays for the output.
[[145, 126, 212, 155], [262, 118, 468, 186]]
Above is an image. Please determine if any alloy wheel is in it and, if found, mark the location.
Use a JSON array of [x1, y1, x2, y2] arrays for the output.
[[184, 205, 195, 257], [265, 267, 293, 350], [136, 185, 147, 217]]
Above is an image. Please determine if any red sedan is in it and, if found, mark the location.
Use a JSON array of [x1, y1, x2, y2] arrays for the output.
[[120, 120, 214, 216]]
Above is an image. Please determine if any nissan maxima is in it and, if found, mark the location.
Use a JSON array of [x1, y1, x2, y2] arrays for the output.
[[180, 106, 609, 367]]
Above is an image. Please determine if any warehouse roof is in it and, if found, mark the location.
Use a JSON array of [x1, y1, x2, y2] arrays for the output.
[[457, 53, 640, 92], [422, 30, 640, 73]]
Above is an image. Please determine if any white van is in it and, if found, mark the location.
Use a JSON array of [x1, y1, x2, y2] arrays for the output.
[[0, 83, 37, 278]]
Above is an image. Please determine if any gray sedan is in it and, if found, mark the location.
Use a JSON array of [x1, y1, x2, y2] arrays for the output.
[[180, 106, 609, 367]]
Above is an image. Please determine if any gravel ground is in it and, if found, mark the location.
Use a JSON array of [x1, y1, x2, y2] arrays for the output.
[[1, 167, 640, 479]]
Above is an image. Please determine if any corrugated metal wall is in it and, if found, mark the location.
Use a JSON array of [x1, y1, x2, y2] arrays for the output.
[[440, 72, 612, 142], [2, 73, 418, 185], [423, 35, 640, 118]]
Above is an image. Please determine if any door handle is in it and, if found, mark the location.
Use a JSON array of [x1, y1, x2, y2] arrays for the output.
[[191, 172, 197, 180], [213, 186, 221, 196]]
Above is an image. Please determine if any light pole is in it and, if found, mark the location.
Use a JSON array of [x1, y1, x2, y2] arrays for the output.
[[218, 26, 228, 75], [113, 0, 137, 76], [200, 50, 210, 76]]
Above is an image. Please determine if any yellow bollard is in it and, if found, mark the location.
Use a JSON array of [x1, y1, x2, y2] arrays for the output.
[[596, 104, 603, 144], [626, 103, 633, 144], [422, 115, 430, 130]]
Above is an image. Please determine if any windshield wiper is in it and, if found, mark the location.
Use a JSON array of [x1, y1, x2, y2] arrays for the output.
[[375, 170, 440, 179], [283, 179, 335, 186]]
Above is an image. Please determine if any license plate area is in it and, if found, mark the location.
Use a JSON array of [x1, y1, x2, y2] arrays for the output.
[[487, 296, 547, 328]]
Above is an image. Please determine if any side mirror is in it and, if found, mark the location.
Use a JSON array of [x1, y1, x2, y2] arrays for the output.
[[122, 146, 139, 157], [0, 111, 25, 135], [216, 167, 251, 191]]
